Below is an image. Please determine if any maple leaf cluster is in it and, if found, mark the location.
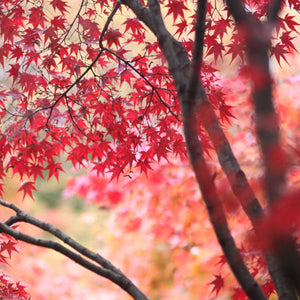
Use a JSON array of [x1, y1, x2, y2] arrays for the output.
[[0, 0, 298, 199], [0, 273, 30, 300], [0, 233, 30, 299]]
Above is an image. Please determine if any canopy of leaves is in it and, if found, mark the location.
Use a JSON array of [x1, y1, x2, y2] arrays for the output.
[[0, 0, 297, 194]]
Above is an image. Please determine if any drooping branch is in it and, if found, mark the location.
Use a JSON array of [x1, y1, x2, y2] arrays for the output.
[[0, 199, 149, 300], [0, 221, 117, 279], [2, 199, 118, 271]]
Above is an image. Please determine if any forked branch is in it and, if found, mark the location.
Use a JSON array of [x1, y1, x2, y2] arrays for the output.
[[0, 199, 149, 300]]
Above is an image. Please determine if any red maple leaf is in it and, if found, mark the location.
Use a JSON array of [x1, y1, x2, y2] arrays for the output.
[[47, 161, 64, 182], [85, 8, 95, 18], [10, 46, 23, 61], [108, 164, 124, 181], [51, 0, 70, 14], [283, 14, 300, 33], [18, 181, 37, 200], [206, 35, 225, 62], [0, 44, 11, 67], [211, 19, 230, 40], [270, 42, 290, 66], [280, 31, 297, 52], [0, 253, 8, 264], [174, 19, 188, 37], [29, 7, 46, 28], [18, 72, 37, 99], [7, 63, 20, 83], [209, 275, 224, 296], [123, 18, 145, 35], [30, 164, 45, 181], [219, 102, 236, 124], [136, 158, 153, 175], [78, 16, 100, 40], [1, 240, 19, 258], [165, 1, 188, 23], [105, 28, 122, 48]]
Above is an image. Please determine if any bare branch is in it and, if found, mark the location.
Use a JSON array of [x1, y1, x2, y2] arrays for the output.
[[182, 85, 267, 300], [187, 0, 207, 108], [0, 221, 116, 279], [192, 0, 207, 70], [0, 199, 149, 300], [1, 199, 113, 269]]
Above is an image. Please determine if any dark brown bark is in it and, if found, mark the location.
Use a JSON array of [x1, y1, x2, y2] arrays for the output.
[[0, 200, 149, 300], [226, 0, 299, 298]]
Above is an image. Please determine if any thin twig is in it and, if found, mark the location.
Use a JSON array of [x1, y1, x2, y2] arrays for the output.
[[100, 46, 180, 121], [32, 1, 122, 128]]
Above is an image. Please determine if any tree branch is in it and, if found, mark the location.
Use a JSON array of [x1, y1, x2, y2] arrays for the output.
[[225, 0, 299, 298], [192, 0, 207, 71], [182, 98, 267, 300], [179, 2, 266, 299], [0, 199, 149, 300], [0, 221, 116, 278], [225, 0, 251, 24], [267, 0, 284, 23], [187, 0, 207, 107]]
